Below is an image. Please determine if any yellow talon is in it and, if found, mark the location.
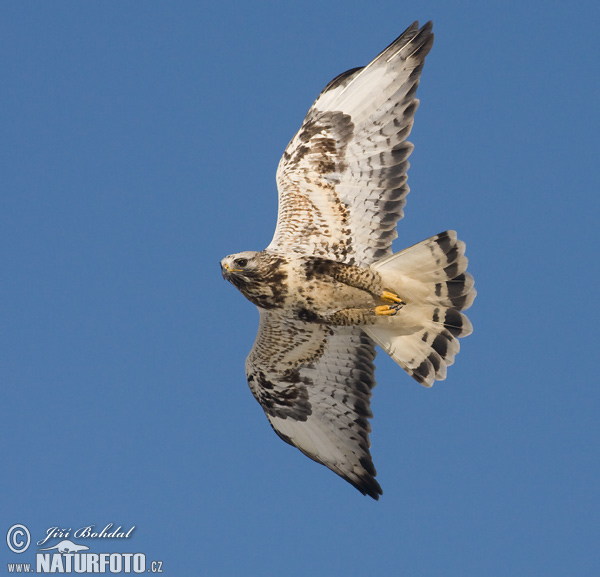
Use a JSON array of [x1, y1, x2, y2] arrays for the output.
[[375, 304, 401, 316], [381, 290, 405, 305]]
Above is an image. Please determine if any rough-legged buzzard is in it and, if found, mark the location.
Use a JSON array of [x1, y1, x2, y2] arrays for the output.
[[221, 21, 475, 499]]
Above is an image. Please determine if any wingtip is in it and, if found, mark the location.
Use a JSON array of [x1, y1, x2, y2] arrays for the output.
[[399, 20, 434, 40], [358, 477, 383, 500], [350, 456, 383, 500], [404, 21, 420, 35], [346, 476, 382, 499], [410, 21, 435, 60], [376, 20, 434, 65]]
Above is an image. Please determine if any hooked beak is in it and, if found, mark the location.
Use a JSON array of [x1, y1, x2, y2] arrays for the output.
[[221, 261, 242, 279], [221, 262, 230, 279]]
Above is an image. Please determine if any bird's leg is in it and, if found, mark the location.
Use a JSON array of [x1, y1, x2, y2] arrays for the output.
[[307, 259, 384, 294], [312, 261, 405, 308], [318, 308, 374, 326], [306, 302, 403, 325], [305, 306, 387, 326]]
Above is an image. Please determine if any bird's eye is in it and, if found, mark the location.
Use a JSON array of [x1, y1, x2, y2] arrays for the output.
[[234, 258, 248, 268]]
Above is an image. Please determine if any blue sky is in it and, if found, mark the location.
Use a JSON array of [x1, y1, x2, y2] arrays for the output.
[[2, 1, 599, 575]]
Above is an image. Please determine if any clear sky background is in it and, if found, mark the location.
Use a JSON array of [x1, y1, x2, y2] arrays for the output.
[[2, 1, 599, 575]]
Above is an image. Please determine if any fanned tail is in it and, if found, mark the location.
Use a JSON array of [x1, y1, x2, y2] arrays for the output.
[[364, 231, 476, 387]]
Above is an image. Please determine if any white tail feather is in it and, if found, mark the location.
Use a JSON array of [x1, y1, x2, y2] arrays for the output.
[[364, 231, 476, 387]]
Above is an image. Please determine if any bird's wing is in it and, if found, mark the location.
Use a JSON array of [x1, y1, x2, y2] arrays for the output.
[[246, 309, 381, 498], [267, 21, 434, 266]]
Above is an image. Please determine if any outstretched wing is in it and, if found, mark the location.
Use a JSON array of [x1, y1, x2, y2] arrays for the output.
[[268, 21, 434, 266], [246, 310, 381, 499]]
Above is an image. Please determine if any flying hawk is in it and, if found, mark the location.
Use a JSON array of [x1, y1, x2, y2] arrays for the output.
[[221, 21, 475, 499]]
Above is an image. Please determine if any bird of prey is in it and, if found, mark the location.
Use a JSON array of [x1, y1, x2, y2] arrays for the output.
[[221, 21, 475, 499]]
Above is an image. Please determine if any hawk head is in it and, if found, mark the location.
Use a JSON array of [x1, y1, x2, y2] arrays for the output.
[[220, 251, 260, 278], [220, 251, 289, 309]]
